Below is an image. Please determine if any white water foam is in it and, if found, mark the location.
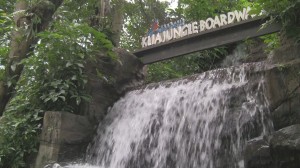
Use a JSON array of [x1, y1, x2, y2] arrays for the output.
[[66, 64, 272, 168]]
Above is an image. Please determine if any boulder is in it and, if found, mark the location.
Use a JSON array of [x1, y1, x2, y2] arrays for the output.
[[263, 38, 300, 119], [243, 40, 300, 168], [245, 125, 300, 168], [244, 124, 300, 168], [263, 59, 300, 130], [244, 136, 273, 168], [35, 111, 93, 168], [243, 38, 268, 63], [269, 37, 300, 64], [269, 124, 300, 168], [83, 48, 144, 123], [272, 94, 300, 130], [264, 59, 300, 113]]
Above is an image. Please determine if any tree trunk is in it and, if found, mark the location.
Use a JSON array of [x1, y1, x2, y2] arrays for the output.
[[111, 0, 125, 47], [97, 0, 111, 28], [0, 0, 64, 116], [93, 0, 123, 46]]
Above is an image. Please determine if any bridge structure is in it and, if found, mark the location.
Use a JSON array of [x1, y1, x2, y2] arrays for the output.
[[133, 17, 282, 64]]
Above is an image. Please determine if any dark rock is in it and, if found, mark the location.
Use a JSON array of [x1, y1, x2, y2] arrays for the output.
[[244, 136, 273, 168], [83, 48, 144, 123], [241, 39, 300, 168], [264, 59, 300, 113], [35, 111, 93, 168], [269, 37, 300, 64], [245, 125, 300, 168], [112, 48, 145, 93], [243, 38, 268, 63], [269, 124, 300, 168], [44, 163, 62, 168], [272, 94, 300, 130], [262, 58, 300, 131]]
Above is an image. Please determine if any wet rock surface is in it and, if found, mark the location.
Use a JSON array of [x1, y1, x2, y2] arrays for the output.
[[270, 124, 300, 168], [245, 125, 300, 168], [244, 136, 273, 168], [35, 112, 93, 168], [83, 48, 144, 123], [244, 40, 300, 168], [271, 94, 300, 130]]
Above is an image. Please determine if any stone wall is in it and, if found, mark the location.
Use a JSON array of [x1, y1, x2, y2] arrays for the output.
[[244, 38, 300, 168], [35, 112, 93, 167]]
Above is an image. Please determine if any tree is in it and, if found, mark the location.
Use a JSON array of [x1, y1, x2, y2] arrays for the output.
[[0, 0, 64, 116], [90, 0, 125, 46], [0, 0, 298, 167], [121, 0, 169, 51], [0, 0, 116, 167], [251, 0, 300, 42]]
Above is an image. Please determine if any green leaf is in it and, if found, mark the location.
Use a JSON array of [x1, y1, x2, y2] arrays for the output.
[[76, 97, 81, 105], [66, 61, 72, 67], [76, 63, 84, 68], [59, 96, 66, 101]]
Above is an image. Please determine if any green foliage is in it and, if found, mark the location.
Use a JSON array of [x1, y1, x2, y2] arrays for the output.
[[251, 0, 300, 43], [0, 9, 13, 44], [144, 0, 300, 82], [0, 69, 43, 167], [122, 0, 169, 51], [260, 33, 281, 53], [57, 0, 97, 26], [146, 47, 228, 82], [180, 0, 249, 21], [146, 60, 184, 83], [0, 0, 297, 167], [0, 106, 42, 168], [0, 1, 117, 167], [143, 0, 243, 83], [29, 22, 114, 112], [276, 63, 287, 71], [251, 0, 295, 16], [0, 9, 13, 80], [0, 0, 15, 13]]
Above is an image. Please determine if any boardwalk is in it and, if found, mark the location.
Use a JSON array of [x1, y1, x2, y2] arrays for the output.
[[133, 17, 281, 64]]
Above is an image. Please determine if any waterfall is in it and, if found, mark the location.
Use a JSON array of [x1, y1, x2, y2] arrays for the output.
[[65, 63, 273, 168]]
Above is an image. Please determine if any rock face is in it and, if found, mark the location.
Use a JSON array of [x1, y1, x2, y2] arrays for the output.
[[270, 124, 300, 168], [83, 48, 144, 123], [35, 111, 93, 168], [271, 94, 300, 130], [244, 136, 273, 168], [244, 39, 300, 168], [245, 125, 300, 168]]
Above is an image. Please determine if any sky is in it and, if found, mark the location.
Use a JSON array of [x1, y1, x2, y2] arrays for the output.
[[160, 0, 178, 9], [126, 0, 178, 9]]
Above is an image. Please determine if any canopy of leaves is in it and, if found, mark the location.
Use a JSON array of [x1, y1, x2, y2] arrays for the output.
[[121, 0, 169, 51], [251, 0, 300, 43], [0, 0, 299, 167], [180, 0, 250, 21], [0, 0, 115, 167]]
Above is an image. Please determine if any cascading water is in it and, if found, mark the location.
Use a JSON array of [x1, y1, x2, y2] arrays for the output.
[[65, 63, 273, 168]]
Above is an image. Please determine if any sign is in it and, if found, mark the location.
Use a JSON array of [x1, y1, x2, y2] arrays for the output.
[[141, 8, 256, 48]]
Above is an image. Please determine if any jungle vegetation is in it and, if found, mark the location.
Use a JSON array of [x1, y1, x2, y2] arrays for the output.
[[0, 0, 299, 167]]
